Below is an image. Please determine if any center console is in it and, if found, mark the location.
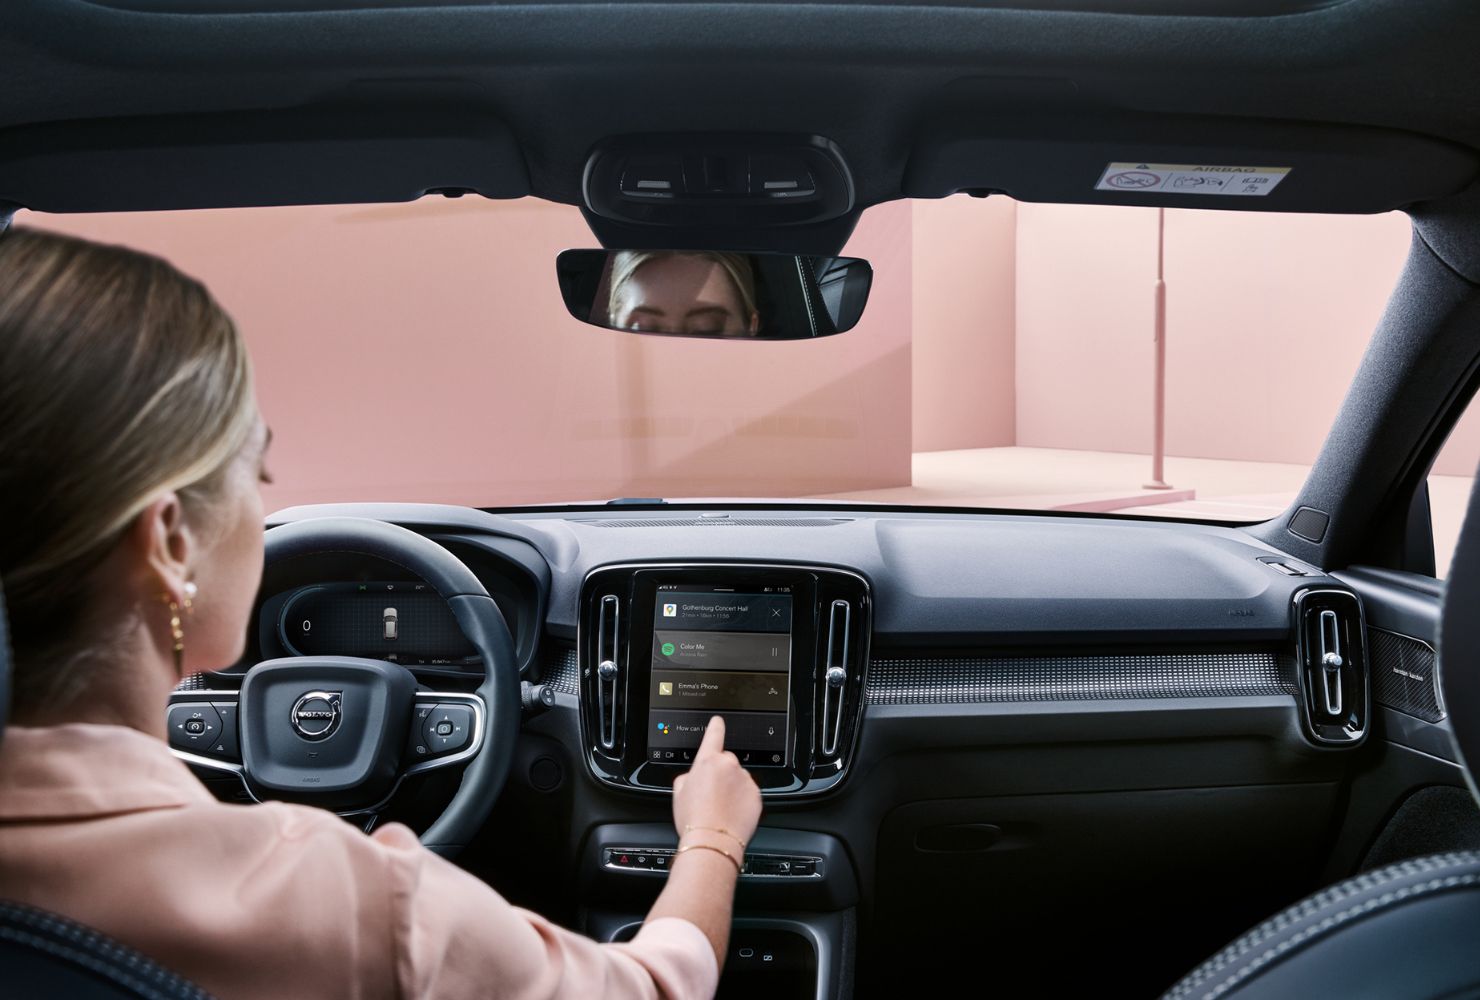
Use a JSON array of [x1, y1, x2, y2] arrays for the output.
[[581, 823, 858, 1000], [579, 563, 871, 795]]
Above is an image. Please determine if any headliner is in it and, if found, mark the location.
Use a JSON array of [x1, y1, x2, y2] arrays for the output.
[[1, 0, 1479, 246]]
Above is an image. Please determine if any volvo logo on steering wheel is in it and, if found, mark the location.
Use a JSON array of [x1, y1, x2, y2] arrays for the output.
[[290, 690, 342, 741]]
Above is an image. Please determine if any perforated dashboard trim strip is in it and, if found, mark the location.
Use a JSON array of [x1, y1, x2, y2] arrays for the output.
[[546, 647, 580, 695], [551, 646, 1295, 704], [865, 651, 1293, 705]]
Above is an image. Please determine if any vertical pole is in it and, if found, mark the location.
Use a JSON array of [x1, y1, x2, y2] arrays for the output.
[[1144, 207, 1173, 490]]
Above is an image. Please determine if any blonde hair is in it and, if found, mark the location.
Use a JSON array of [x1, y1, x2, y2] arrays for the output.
[[606, 251, 759, 328], [0, 226, 256, 714]]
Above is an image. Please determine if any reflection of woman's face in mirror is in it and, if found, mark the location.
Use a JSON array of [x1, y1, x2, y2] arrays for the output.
[[608, 253, 761, 336]]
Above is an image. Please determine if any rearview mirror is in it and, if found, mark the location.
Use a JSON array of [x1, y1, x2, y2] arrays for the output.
[[555, 249, 872, 340]]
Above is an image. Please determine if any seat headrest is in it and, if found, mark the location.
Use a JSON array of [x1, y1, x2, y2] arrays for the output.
[[1439, 462, 1480, 799]]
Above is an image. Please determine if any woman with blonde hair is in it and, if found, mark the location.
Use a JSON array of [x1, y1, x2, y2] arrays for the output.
[[605, 250, 761, 337], [0, 225, 761, 999]]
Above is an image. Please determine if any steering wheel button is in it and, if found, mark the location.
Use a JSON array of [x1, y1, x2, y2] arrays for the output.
[[204, 701, 241, 763], [167, 703, 223, 753], [439, 706, 474, 753], [419, 704, 448, 747], [420, 704, 473, 755]]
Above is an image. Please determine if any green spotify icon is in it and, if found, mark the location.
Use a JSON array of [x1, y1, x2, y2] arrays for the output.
[[661, 642, 676, 656]]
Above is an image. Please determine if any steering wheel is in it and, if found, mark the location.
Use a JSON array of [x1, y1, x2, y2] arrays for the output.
[[166, 517, 521, 858]]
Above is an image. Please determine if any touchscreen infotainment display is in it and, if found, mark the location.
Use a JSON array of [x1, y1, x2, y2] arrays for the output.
[[645, 584, 793, 767]]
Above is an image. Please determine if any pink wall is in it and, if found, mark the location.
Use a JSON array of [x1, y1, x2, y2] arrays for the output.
[[1162, 209, 1412, 467], [911, 195, 1017, 453], [25, 193, 1464, 509], [1014, 204, 1164, 454], [25, 199, 916, 510], [1435, 356, 1480, 477], [1013, 203, 1416, 468]]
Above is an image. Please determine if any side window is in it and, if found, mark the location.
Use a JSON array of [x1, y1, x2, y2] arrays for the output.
[[1429, 399, 1480, 578]]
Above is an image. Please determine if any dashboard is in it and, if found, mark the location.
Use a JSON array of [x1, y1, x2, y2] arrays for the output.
[[243, 502, 1376, 781], [206, 501, 1421, 996]]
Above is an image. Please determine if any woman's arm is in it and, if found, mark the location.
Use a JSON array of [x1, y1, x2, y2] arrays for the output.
[[645, 716, 763, 965], [370, 715, 761, 999]]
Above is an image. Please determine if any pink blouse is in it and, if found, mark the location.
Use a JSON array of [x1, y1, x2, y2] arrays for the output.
[[0, 723, 718, 999]]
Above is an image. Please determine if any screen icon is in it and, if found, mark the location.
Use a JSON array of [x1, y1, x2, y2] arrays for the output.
[[658, 682, 674, 696], [656, 722, 669, 735], [663, 603, 678, 617], [661, 642, 676, 656]]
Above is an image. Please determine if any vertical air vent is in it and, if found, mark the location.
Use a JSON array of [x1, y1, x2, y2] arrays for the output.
[[595, 594, 623, 752], [820, 599, 852, 757], [1292, 588, 1368, 746]]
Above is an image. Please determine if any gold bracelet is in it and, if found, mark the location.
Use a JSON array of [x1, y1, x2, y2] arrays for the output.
[[674, 842, 742, 875], [683, 824, 748, 851]]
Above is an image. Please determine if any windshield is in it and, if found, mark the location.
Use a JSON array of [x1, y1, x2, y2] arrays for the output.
[[25, 195, 1467, 528]]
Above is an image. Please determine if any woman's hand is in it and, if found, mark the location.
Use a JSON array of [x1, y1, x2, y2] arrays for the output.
[[645, 716, 762, 969], [671, 716, 762, 847]]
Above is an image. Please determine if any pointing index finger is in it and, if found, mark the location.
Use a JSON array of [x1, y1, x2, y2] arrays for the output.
[[697, 715, 726, 757]]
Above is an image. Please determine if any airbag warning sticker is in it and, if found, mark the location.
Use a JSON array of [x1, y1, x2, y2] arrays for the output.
[[1095, 163, 1290, 197]]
